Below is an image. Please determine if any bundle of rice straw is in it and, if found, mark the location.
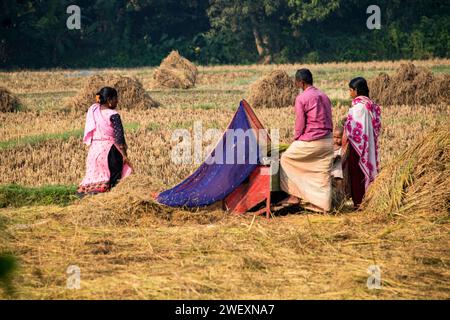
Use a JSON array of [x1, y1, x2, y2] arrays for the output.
[[67, 74, 159, 113], [247, 70, 298, 108], [369, 63, 450, 106], [66, 174, 225, 227], [362, 124, 449, 219], [151, 51, 198, 89], [0, 87, 21, 112]]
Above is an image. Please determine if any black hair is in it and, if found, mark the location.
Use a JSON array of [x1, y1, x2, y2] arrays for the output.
[[349, 77, 370, 98], [96, 87, 118, 106], [295, 68, 313, 85]]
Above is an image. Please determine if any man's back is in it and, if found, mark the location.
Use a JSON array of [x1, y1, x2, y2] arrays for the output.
[[294, 86, 333, 141]]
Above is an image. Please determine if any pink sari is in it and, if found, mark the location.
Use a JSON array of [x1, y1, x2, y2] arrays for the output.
[[344, 96, 381, 190], [78, 103, 132, 194]]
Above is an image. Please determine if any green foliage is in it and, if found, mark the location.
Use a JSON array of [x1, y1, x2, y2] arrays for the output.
[[0, 253, 17, 296], [0, 0, 448, 68], [287, 0, 340, 26], [0, 184, 78, 208], [195, 29, 257, 65], [0, 217, 17, 296]]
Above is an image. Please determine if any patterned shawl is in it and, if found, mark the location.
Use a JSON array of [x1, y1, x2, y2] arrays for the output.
[[345, 96, 382, 189]]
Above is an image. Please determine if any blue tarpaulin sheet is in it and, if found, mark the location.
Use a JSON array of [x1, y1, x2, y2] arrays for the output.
[[157, 100, 263, 207]]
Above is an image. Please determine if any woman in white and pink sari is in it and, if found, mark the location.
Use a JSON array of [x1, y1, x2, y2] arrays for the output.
[[342, 77, 381, 208], [77, 87, 132, 197]]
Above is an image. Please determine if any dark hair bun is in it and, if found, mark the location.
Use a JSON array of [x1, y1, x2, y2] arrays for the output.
[[96, 87, 117, 105]]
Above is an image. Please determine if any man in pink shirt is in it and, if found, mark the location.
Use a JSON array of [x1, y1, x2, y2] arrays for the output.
[[280, 69, 334, 212], [294, 74, 333, 141]]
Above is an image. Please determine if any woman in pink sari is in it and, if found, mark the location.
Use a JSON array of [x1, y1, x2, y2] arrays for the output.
[[77, 87, 132, 197], [343, 77, 381, 208]]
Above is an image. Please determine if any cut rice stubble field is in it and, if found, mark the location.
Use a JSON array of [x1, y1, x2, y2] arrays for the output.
[[0, 59, 449, 299]]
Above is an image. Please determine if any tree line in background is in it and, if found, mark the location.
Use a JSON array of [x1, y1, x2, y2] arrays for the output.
[[1, 0, 449, 69]]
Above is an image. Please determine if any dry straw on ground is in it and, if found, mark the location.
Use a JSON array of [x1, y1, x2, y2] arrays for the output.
[[66, 74, 159, 113], [151, 51, 198, 89], [69, 126, 450, 228], [363, 124, 449, 219], [0, 87, 21, 112], [369, 63, 450, 105], [247, 70, 298, 108], [66, 174, 225, 227]]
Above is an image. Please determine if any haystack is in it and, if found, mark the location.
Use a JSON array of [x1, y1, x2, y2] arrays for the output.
[[369, 63, 450, 105], [67, 75, 159, 113], [66, 174, 224, 227], [362, 124, 449, 219], [151, 51, 198, 89], [247, 70, 298, 108], [0, 87, 21, 112]]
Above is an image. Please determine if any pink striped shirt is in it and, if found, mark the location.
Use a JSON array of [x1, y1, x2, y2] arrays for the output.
[[294, 86, 333, 141]]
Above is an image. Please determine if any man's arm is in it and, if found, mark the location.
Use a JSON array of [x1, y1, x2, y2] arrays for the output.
[[294, 97, 306, 141]]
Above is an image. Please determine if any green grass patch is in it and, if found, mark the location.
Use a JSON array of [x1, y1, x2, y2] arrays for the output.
[[17, 91, 76, 98], [168, 119, 222, 130], [331, 98, 350, 106], [0, 129, 84, 151], [0, 253, 17, 296], [169, 120, 195, 129], [16, 103, 28, 112], [146, 122, 161, 131], [206, 120, 222, 129], [124, 122, 140, 132], [431, 65, 450, 74], [230, 75, 261, 86], [18, 91, 76, 112], [0, 123, 140, 151], [0, 184, 78, 208]]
